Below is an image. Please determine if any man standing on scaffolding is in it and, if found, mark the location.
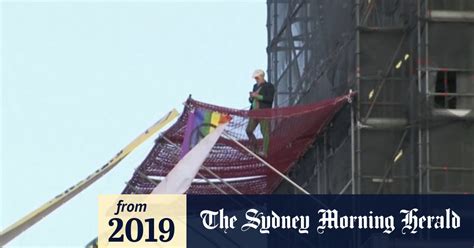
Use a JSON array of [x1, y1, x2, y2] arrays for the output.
[[246, 69, 275, 157]]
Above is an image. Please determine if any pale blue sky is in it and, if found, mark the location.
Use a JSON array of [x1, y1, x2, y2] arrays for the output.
[[1, 1, 266, 246]]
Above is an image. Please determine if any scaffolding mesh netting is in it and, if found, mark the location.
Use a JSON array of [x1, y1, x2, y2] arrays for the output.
[[122, 93, 353, 194]]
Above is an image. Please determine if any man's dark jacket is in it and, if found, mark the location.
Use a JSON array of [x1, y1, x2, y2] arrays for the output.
[[249, 81, 275, 110]]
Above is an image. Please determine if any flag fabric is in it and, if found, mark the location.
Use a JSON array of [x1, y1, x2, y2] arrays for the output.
[[179, 109, 231, 158], [152, 123, 228, 194]]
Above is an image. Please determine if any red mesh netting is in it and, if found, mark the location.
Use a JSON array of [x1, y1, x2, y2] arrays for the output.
[[122, 93, 353, 194]]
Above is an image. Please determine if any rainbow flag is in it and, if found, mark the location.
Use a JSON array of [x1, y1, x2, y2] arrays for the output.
[[180, 109, 231, 158]]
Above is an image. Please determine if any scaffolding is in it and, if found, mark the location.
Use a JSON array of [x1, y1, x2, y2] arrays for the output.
[[354, 0, 415, 195], [267, 0, 474, 195], [417, 0, 474, 194]]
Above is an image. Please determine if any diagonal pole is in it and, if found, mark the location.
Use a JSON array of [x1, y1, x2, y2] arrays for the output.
[[0, 109, 179, 246], [222, 132, 311, 195]]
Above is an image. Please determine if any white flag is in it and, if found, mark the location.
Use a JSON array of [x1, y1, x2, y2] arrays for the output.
[[152, 123, 228, 194]]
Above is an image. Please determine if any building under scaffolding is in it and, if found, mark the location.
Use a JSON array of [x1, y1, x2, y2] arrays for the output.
[[268, 0, 474, 194]]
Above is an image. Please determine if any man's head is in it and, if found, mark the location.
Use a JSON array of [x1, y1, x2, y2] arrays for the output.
[[252, 69, 266, 84]]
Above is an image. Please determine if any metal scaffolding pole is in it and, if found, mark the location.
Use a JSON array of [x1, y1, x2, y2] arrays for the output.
[[350, 91, 356, 194], [424, 0, 431, 194], [417, 0, 424, 194], [427, 10, 474, 22], [355, 0, 362, 195]]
